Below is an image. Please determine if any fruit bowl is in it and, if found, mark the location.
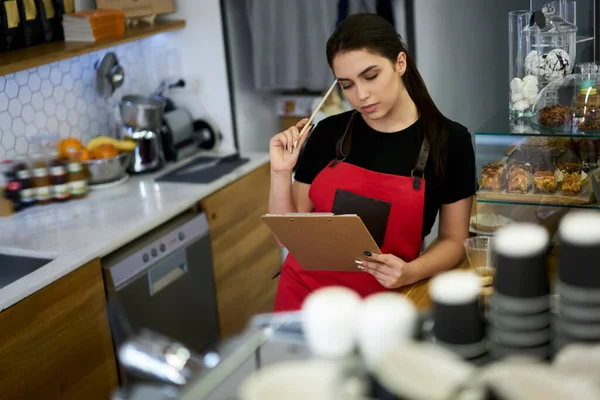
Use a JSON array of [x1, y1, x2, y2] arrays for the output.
[[82, 151, 132, 185]]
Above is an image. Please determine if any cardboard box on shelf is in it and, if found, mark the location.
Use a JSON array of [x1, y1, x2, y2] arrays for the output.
[[96, 0, 175, 17]]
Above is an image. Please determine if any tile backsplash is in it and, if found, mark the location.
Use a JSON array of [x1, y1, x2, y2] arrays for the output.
[[0, 40, 158, 161]]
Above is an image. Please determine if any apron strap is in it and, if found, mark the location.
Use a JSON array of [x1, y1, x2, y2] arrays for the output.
[[411, 135, 429, 191], [330, 111, 358, 168]]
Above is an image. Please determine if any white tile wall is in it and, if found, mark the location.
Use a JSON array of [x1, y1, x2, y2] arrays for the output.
[[0, 40, 158, 160]]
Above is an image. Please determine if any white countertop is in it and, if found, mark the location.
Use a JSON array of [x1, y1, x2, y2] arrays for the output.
[[0, 151, 270, 312]]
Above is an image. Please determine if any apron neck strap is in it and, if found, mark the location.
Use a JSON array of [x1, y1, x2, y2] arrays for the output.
[[331, 111, 430, 191], [411, 134, 429, 190]]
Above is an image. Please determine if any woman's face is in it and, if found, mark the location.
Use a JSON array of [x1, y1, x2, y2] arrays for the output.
[[332, 49, 405, 120]]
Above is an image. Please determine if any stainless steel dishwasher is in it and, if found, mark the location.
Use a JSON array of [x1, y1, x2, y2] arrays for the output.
[[102, 211, 220, 364]]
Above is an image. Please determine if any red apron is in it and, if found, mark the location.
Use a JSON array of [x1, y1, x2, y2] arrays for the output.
[[273, 112, 430, 311]]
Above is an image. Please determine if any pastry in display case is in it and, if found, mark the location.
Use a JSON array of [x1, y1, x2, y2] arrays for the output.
[[481, 163, 507, 192]]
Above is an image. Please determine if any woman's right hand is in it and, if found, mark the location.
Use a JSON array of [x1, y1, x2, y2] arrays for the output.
[[269, 118, 313, 175]]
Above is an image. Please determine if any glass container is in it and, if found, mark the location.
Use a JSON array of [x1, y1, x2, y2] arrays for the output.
[[509, 10, 578, 118]]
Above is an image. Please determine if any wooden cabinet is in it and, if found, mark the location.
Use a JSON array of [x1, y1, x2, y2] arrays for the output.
[[201, 163, 281, 338], [0, 259, 118, 399]]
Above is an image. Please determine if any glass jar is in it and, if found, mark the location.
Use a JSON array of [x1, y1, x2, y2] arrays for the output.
[[509, 9, 577, 118], [66, 150, 88, 199], [13, 155, 35, 208], [49, 151, 70, 202], [31, 153, 52, 205]]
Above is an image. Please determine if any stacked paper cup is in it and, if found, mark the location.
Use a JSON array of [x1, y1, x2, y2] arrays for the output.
[[429, 270, 487, 361], [554, 211, 600, 351], [487, 224, 552, 361]]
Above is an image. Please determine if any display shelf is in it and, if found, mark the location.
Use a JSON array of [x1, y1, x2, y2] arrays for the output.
[[0, 19, 186, 76], [476, 197, 600, 209], [475, 112, 600, 138]]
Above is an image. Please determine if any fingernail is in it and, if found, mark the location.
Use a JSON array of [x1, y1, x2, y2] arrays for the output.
[[357, 265, 365, 271], [363, 251, 372, 257], [293, 140, 298, 149], [289, 146, 293, 154], [355, 260, 363, 265]]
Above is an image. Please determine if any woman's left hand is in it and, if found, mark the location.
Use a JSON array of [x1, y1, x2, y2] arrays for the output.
[[357, 252, 412, 289]]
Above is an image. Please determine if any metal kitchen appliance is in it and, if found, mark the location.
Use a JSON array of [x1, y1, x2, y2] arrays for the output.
[[152, 79, 222, 163], [102, 211, 220, 386], [119, 95, 167, 173]]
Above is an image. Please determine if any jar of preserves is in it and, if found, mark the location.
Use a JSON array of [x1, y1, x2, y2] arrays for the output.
[[31, 153, 52, 204], [1, 160, 22, 212], [66, 150, 88, 199], [49, 151, 70, 202], [13, 155, 35, 208]]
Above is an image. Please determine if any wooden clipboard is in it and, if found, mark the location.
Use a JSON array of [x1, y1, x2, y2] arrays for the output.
[[262, 213, 381, 272]]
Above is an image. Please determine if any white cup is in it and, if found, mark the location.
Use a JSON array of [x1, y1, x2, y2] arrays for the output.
[[356, 292, 419, 368], [302, 286, 362, 359]]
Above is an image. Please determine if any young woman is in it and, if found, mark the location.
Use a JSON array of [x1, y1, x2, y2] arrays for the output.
[[268, 13, 476, 311]]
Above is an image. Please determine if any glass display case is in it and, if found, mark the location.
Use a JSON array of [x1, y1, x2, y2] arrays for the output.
[[473, 108, 600, 242]]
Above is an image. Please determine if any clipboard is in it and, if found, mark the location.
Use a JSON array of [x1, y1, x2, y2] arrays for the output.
[[262, 213, 382, 272]]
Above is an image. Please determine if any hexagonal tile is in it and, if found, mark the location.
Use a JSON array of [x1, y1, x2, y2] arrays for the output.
[[50, 66, 62, 86], [47, 117, 59, 132], [0, 112, 11, 132], [2, 131, 15, 150], [76, 98, 87, 115], [65, 92, 76, 109], [90, 120, 100, 136], [98, 108, 108, 122], [67, 110, 79, 127], [71, 62, 83, 80], [58, 121, 71, 137], [37, 65, 50, 80], [25, 124, 37, 138], [79, 115, 90, 131], [82, 67, 94, 82], [53, 86, 65, 103], [74, 80, 85, 97], [15, 71, 28, 87], [78, 54, 91, 68], [44, 98, 56, 115], [84, 85, 96, 103], [40, 80, 53, 98], [27, 72, 41, 92], [0, 76, 6, 92], [8, 99, 22, 118], [34, 112, 47, 129], [31, 92, 44, 111], [18, 86, 32, 104], [87, 104, 98, 119], [21, 105, 34, 124], [5, 80, 19, 99], [62, 74, 74, 91], [15, 137, 29, 154], [59, 59, 71, 73], [56, 104, 68, 122], [0, 93, 8, 113], [12, 118, 25, 136]]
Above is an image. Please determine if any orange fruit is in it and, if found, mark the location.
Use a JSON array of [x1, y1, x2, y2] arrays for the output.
[[93, 144, 119, 159], [58, 138, 83, 158], [79, 149, 92, 161]]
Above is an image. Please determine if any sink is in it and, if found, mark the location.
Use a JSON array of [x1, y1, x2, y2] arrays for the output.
[[0, 254, 53, 290]]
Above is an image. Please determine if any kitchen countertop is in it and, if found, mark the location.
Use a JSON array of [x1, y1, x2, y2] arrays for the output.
[[0, 151, 270, 312]]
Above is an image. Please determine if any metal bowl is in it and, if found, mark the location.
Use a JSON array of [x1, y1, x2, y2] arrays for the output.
[[82, 151, 132, 185]]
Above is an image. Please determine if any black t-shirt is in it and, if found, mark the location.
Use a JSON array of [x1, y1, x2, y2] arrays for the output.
[[294, 111, 476, 238]]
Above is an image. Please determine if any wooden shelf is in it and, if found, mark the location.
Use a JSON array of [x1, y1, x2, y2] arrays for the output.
[[0, 19, 186, 76]]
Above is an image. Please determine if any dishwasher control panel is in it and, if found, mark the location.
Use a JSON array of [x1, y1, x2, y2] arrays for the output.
[[106, 213, 210, 288]]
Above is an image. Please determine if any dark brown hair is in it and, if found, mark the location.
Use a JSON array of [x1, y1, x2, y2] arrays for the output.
[[326, 13, 447, 176]]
